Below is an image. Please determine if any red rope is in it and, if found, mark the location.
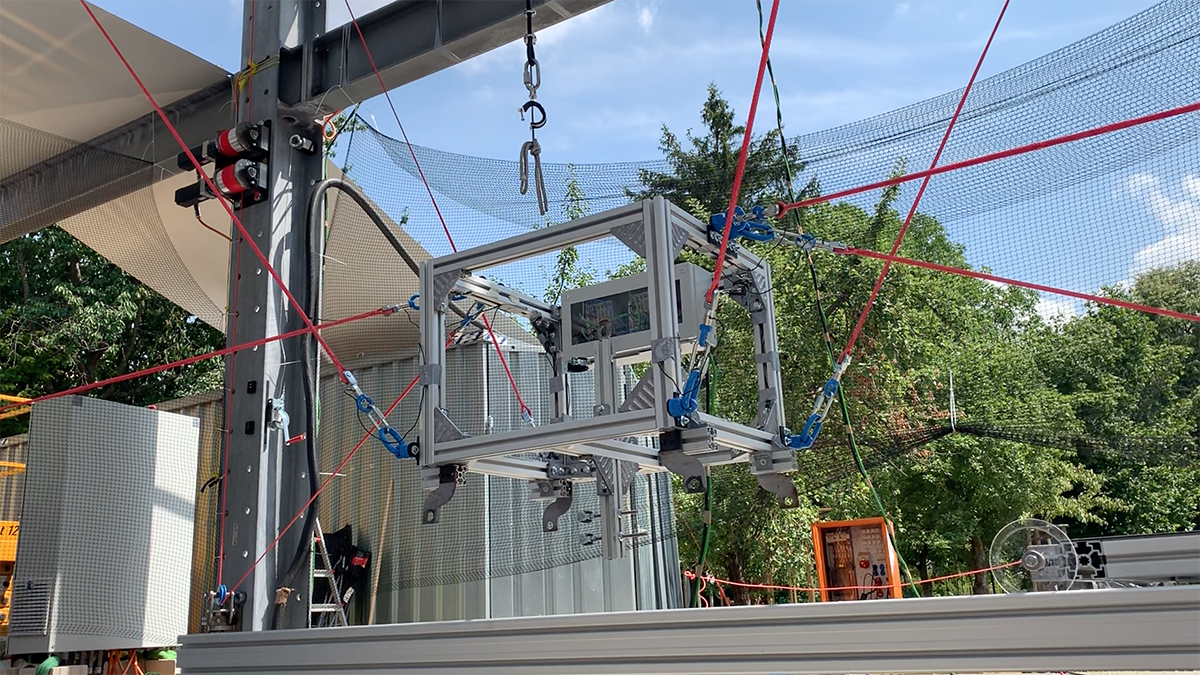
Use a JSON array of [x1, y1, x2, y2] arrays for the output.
[[226, 319, 473, 597], [684, 560, 1020, 595], [227, 372, 421, 598], [777, 99, 1200, 217], [839, 0, 1009, 364], [0, 307, 390, 416], [705, 0, 782, 304], [341, 0, 532, 418], [838, 247, 1200, 323], [79, 0, 351, 383]]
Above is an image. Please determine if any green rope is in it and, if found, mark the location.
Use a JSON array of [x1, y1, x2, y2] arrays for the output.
[[755, 0, 920, 598]]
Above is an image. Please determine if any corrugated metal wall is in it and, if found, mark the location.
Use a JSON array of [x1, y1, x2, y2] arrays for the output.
[[0, 342, 681, 633], [0, 433, 26, 523]]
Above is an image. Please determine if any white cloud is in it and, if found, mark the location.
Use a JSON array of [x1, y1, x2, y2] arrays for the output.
[[895, 3, 911, 17], [1036, 295, 1079, 323], [1124, 172, 1200, 280], [636, 0, 656, 34]]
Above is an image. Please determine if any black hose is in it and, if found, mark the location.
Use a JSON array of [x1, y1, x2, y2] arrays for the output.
[[272, 176, 328, 629], [308, 178, 486, 331]]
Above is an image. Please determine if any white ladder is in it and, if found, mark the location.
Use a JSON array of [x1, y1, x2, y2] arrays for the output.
[[309, 518, 349, 627]]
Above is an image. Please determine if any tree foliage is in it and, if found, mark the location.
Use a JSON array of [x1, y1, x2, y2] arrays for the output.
[[0, 227, 225, 436], [636, 85, 1199, 603]]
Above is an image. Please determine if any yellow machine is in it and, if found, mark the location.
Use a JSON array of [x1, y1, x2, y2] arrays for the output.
[[0, 460, 24, 636]]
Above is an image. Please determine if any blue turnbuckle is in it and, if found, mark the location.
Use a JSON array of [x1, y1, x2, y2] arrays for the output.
[[667, 369, 704, 419], [355, 394, 374, 413], [787, 357, 851, 450], [344, 369, 412, 461]]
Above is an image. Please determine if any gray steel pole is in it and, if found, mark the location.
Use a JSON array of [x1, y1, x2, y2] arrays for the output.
[[217, 0, 326, 631]]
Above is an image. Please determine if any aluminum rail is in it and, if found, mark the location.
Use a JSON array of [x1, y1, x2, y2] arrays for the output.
[[178, 586, 1200, 674]]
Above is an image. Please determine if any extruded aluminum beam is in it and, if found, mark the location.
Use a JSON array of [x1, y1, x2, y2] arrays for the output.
[[177, 586, 1200, 674]]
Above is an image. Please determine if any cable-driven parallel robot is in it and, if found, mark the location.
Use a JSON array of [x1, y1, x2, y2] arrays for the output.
[[413, 197, 809, 558]]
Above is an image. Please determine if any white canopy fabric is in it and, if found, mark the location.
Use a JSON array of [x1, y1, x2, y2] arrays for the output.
[[0, 1, 456, 362]]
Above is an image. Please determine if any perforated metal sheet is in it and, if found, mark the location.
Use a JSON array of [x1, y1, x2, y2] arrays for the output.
[[9, 396, 199, 654]]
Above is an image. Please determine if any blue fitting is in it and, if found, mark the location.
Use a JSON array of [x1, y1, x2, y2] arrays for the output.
[[709, 205, 775, 243], [788, 412, 824, 449], [377, 426, 410, 459], [216, 584, 228, 604], [356, 394, 374, 413], [823, 377, 840, 398], [698, 323, 714, 348], [408, 293, 420, 311], [667, 369, 703, 418]]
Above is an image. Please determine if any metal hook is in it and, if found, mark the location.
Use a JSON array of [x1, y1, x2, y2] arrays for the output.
[[520, 100, 547, 130]]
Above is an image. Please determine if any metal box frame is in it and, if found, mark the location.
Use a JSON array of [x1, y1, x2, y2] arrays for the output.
[[417, 198, 802, 549]]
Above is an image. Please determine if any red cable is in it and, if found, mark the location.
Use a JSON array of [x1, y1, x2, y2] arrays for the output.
[[839, 0, 1009, 364], [79, 0, 351, 383], [776, 101, 1200, 217], [194, 212, 232, 242], [838, 247, 1200, 323], [226, 319, 473, 598], [341, 0, 532, 417], [705, 0, 782, 304], [0, 307, 390, 416], [683, 560, 1020, 594]]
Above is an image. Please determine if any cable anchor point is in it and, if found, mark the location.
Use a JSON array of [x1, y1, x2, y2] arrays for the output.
[[343, 370, 413, 460], [787, 357, 852, 450]]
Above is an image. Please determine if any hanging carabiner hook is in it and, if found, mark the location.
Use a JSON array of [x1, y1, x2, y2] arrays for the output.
[[520, 100, 547, 130]]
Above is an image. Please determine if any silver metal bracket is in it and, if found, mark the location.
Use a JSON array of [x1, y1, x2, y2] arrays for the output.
[[419, 364, 442, 386], [433, 407, 466, 443], [669, 223, 690, 260], [650, 337, 676, 364], [660, 430, 706, 493], [749, 450, 800, 508], [432, 270, 462, 308], [611, 220, 647, 258]]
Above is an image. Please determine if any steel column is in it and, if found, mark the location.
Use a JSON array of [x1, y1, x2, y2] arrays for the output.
[[217, 0, 326, 632]]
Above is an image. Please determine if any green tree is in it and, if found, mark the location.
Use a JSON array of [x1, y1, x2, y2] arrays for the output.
[[542, 164, 596, 304], [1031, 262, 1200, 536], [0, 227, 224, 436], [641, 85, 1111, 600]]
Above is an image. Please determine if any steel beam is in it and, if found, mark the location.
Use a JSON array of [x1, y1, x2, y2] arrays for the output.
[[280, 0, 613, 116], [0, 0, 614, 242], [0, 80, 232, 243], [177, 586, 1200, 674]]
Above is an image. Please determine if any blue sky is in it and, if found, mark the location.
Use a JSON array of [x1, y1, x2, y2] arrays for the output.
[[96, 0, 1159, 162], [93, 0, 1197, 319]]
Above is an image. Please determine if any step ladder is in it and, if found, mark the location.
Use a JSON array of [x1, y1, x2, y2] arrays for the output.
[[309, 518, 349, 627]]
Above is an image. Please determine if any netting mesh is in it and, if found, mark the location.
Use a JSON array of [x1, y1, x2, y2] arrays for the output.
[[340, 0, 1200, 318]]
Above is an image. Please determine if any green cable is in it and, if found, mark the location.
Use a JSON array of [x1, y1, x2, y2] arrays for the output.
[[689, 477, 713, 608], [35, 656, 59, 675], [755, 0, 920, 598]]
